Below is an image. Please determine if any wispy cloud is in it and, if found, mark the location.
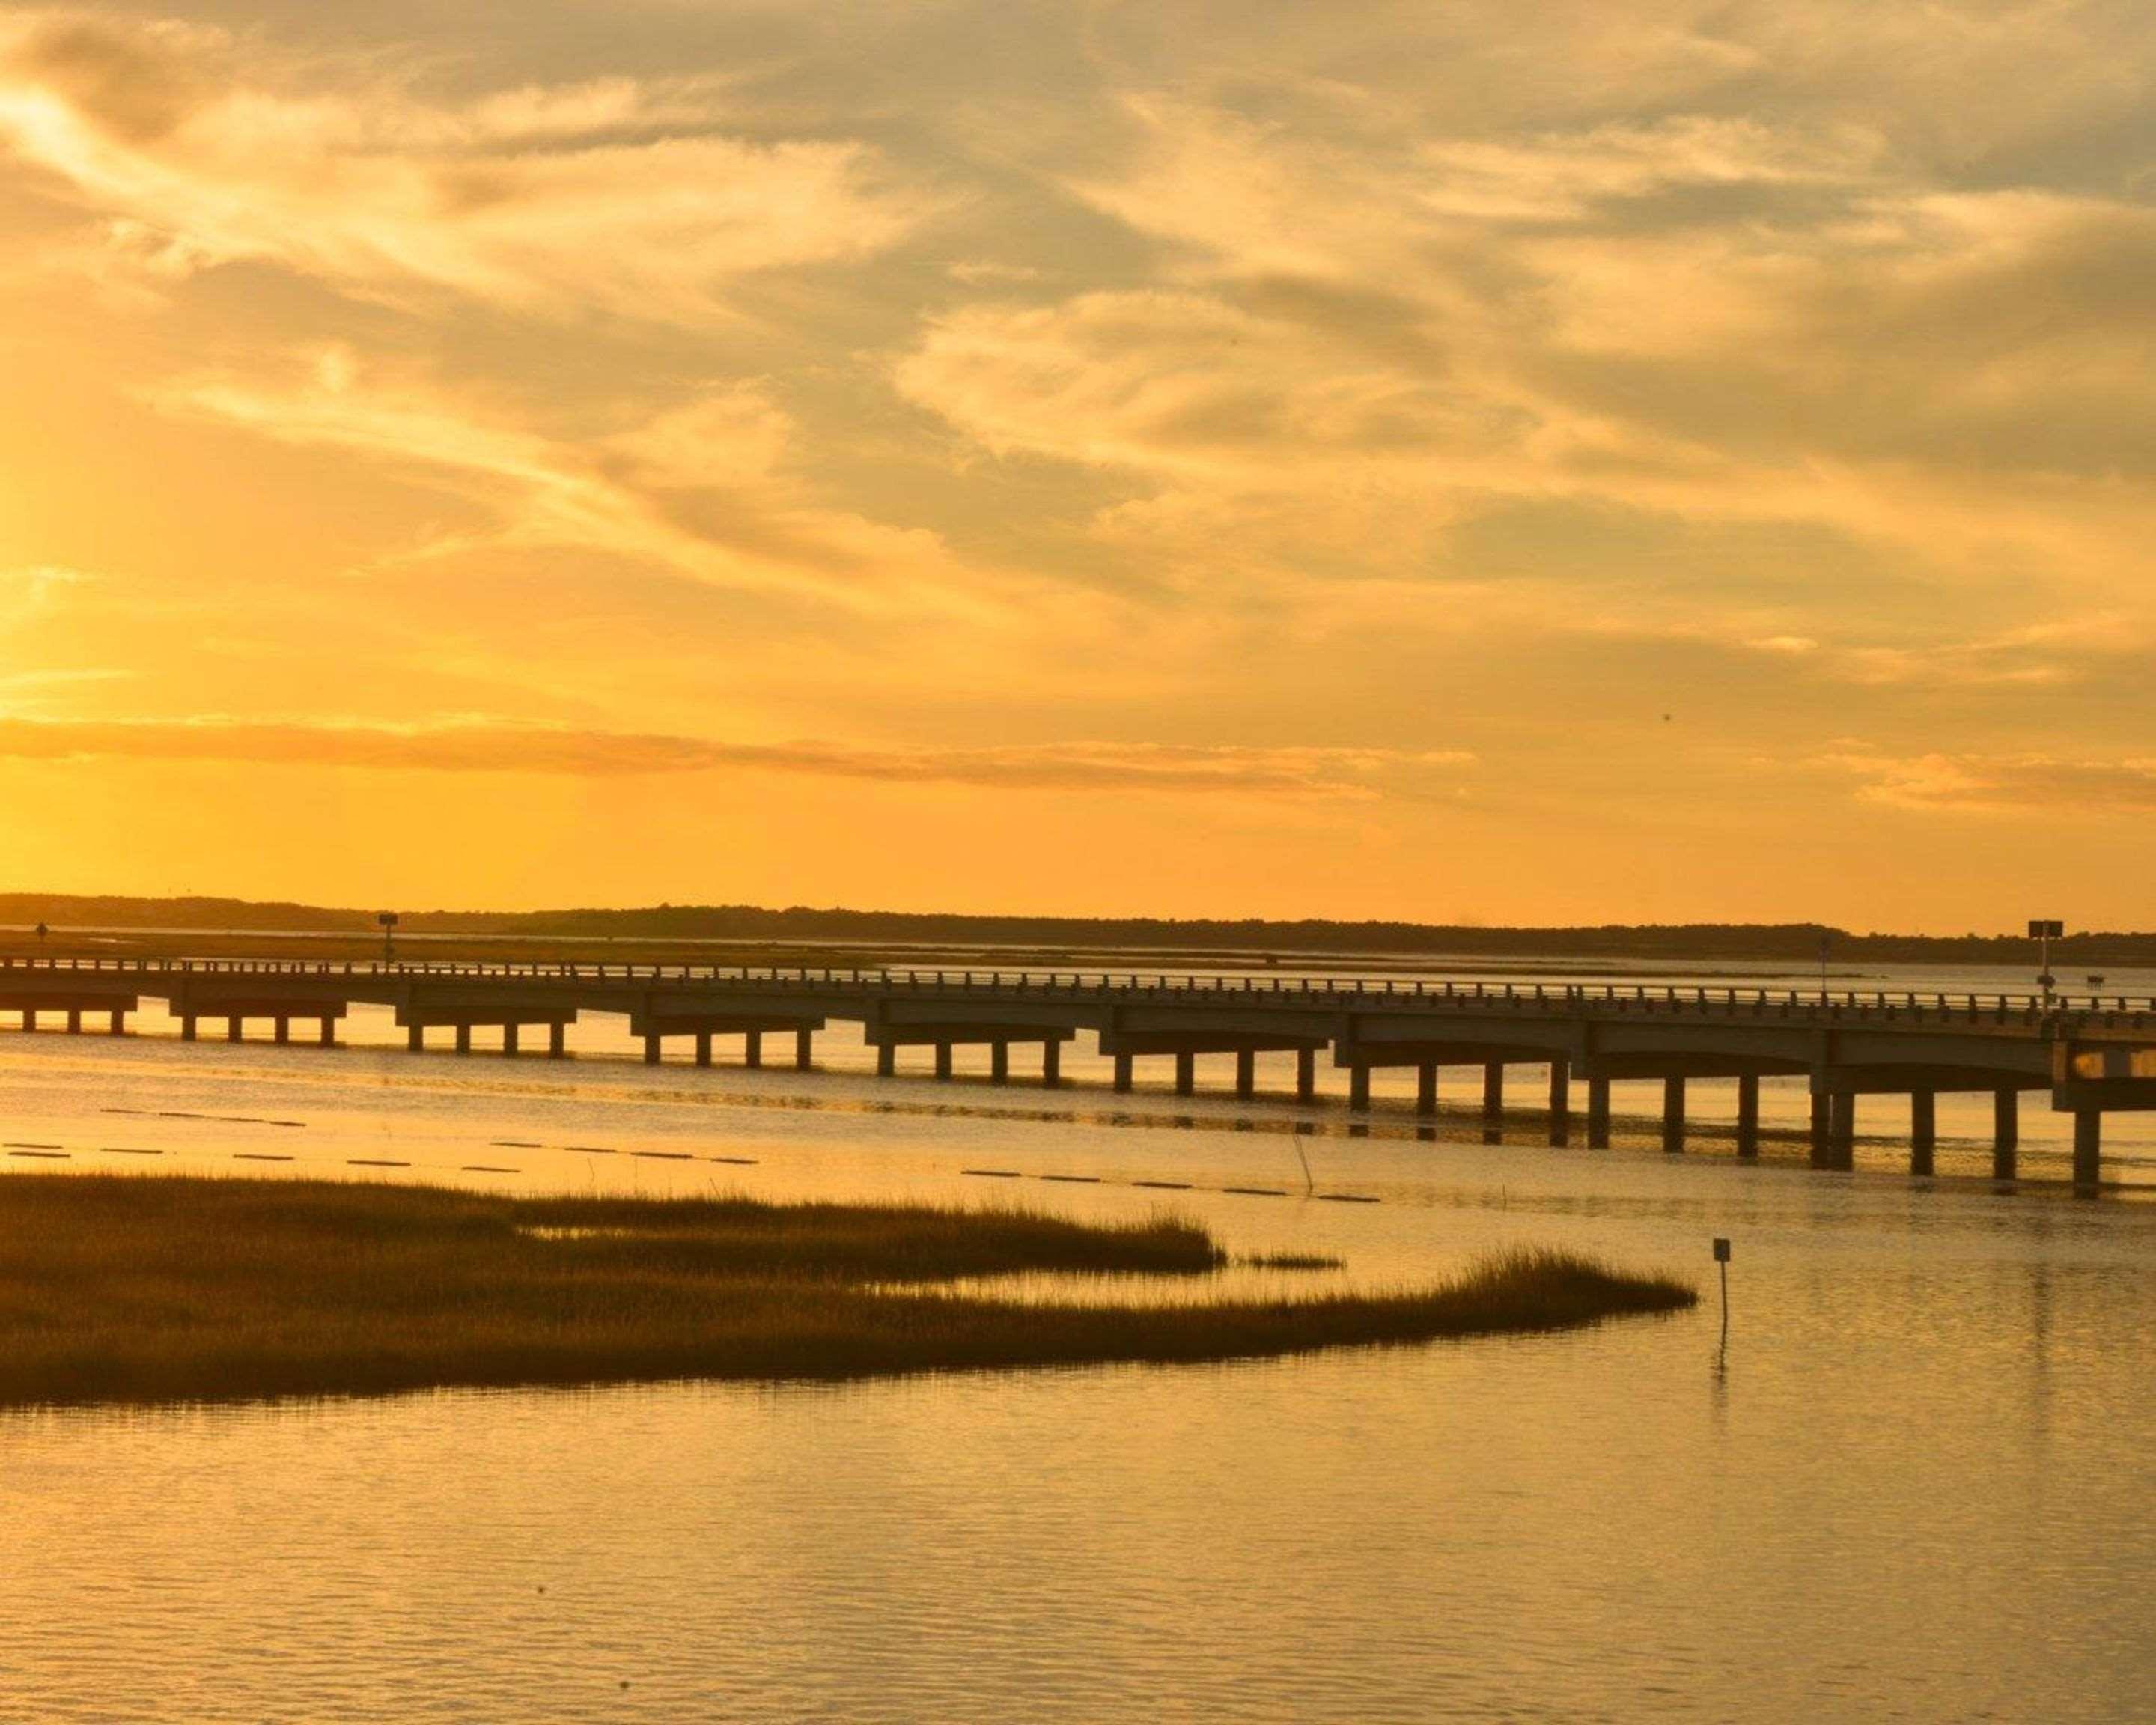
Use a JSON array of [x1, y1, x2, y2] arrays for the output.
[[0, 717, 1473, 796]]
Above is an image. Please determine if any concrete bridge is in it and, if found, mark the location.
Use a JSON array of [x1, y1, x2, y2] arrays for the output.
[[4, 955, 2154, 1189]]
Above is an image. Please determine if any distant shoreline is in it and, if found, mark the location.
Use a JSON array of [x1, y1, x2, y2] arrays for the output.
[[0, 893, 2141, 967]]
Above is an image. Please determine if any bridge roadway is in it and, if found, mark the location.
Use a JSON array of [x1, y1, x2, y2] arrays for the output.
[[4, 955, 2155, 1189]]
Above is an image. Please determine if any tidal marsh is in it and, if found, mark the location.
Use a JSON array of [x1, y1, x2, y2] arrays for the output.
[[0, 1174, 1695, 1407]]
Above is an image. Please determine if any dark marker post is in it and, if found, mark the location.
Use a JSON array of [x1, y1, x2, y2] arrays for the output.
[[1712, 1238, 1731, 1344]]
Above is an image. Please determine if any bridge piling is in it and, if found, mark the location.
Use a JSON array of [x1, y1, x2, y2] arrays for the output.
[[2074, 1110, 2102, 1191], [1993, 1090, 2018, 1179], [934, 1042, 954, 1080], [1547, 1058, 1571, 1146], [1174, 1051, 1196, 1095], [1910, 1091, 1936, 1176], [112, 1008, 127, 1036], [695, 1031, 711, 1067], [1235, 1049, 1255, 1099], [1349, 1062, 1371, 1111], [1736, 1075, 1760, 1158], [1586, 1077, 1611, 1147], [992, 1042, 1010, 1084], [407, 1024, 423, 1053], [66, 1008, 80, 1035], [1416, 1062, 1437, 1116], [1830, 1092, 1857, 1169], [274, 1016, 289, 1045], [1041, 1040, 1059, 1086], [645, 1033, 660, 1064], [1482, 1062, 1504, 1121], [1112, 1053, 1132, 1093], [878, 1044, 897, 1079], [318, 1016, 334, 1047], [796, 1027, 814, 1071], [23, 1008, 37, 1033], [1809, 1095, 1832, 1167], [455, 1024, 472, 1056], [1662, 1076, 1686, 1153], [550, 1023, 567, 1059], [1296, 1047, 1316, 1103], [502, 1023, 520, 1057], [745, 1031, 763, 1070]]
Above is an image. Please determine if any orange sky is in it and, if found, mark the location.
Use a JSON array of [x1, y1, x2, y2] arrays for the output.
[[0, 2, 2149, 929]]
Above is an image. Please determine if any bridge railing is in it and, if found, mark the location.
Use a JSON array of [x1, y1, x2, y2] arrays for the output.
[[0, 953, 2151, 1026]]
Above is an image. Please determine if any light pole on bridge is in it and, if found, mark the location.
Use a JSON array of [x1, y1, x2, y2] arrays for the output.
[[378, 911, 399, 966], [2029, 919, 2065, 1009]]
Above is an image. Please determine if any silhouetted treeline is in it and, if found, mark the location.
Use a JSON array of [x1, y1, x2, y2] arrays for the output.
[[1, 895, 2150, 964]]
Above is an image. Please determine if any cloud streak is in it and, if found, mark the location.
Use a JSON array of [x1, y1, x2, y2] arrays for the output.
[[0, 717, 1473, 797]]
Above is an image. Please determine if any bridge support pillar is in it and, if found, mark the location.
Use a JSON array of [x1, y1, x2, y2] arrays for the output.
[[455, 1024, 472, 1056], [1296, 1047, 1316, 1104], [407, 1024, 423, 1053], [274, 1017, 289, 1045], [1174, 1051, 1195, 1095], [695, 1031, 711, 1068], [745, 1031, 763, 1070], [1416, 1063, 1437, 1116], [1736, 1075, 1760, 1159], [1041, 1040, 1059, 1086], [112, 1009, 127, 1037], [934, 1042, 954, 1081], [318, 1016, 335, 1048], [1910, 1091, 1936, 1177], [1349, 1063, 1371, 1112], [228, 1017, 244, 1044], [1236, 1050, 1256, 1100], [1809, 1094, 1832, 1168], [1112, 1053, 1133, 1093], [1830, 1092, 1856, 1169], [1992, 1089, 2018, 1180], [502, 1023, 519, 1057], [1482, 1062, 1504, 1121], [1547, 1058, 1571, 1146], [2074, 1110, 2102, 1193], [1586, 1077, 1610, 1148], [1662, 1076, 1687, 1153], [642, 1033, 659, 1065], [991, 1042, 1010, 1085], [22, 1008, 36, 1033], [796, 1028, 814, 1071], [66, 1008, 80, 1035], [877, 1044, 896, 1078], [550, 1022, 567, 1059]]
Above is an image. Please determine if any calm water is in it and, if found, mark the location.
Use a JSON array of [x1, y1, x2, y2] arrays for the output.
[[1, 961, 2152, 1721]]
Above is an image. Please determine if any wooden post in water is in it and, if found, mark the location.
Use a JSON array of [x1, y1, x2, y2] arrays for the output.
[[1910, 1090, 1936, 1177], [1736, 1074, 1760, 1159], [1547, 1057, 1571, 1146], [1992, 1089, 2018, 1179]]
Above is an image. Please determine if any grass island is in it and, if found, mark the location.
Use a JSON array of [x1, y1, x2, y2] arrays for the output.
[[0, 1174, 1696, 1407]]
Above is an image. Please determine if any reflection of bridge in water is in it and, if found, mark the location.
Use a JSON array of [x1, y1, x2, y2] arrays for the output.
[[5, 956, 2155, 1189]]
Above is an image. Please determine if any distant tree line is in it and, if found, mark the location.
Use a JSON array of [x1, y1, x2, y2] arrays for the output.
[[1, 894, 2152, 964]]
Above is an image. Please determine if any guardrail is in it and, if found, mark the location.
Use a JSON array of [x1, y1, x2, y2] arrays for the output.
[[0, 955, 2150, 1026]]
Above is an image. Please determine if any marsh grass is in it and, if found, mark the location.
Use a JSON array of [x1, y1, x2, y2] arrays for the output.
[[0, 1174, 1694, 1407]]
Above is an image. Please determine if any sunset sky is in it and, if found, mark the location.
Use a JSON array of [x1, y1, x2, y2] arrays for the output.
[[0, 1, 2149, 928]]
